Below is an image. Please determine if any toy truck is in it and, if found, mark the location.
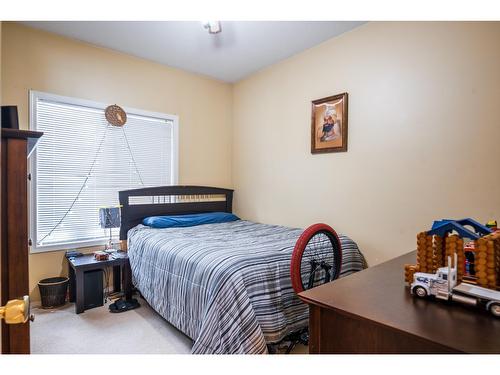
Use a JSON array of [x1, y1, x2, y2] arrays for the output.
[[411, 254, 500, 318]]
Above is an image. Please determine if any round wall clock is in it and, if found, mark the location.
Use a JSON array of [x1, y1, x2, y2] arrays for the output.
[[105, 104, 127, 127]]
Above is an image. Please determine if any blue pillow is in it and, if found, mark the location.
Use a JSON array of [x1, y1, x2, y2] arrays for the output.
[[142, 212, 240, 228]]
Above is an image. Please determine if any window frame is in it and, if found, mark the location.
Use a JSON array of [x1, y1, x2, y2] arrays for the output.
[[29, 90, 179, 253]]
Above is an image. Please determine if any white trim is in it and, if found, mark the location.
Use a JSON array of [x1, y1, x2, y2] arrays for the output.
[[31, 239, 111, 254], [171, 118, 179, 185], [29, 90, 179, 123], [29, 90, 38, 253], [29, 90, 179, 253]]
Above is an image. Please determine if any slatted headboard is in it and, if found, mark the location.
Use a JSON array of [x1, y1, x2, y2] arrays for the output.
[[118, 185, 234, 240]]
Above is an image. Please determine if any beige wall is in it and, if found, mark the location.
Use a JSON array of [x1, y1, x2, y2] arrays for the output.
[[233, 22, 500, 266], [1, 22, 233, 301]]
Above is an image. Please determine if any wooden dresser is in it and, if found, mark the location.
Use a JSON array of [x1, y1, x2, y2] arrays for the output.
[[299, 251, 500, 354], [1, 128, 43, 354]]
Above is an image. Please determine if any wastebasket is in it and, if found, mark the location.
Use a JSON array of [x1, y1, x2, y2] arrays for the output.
[[38, 277, 69, 308]]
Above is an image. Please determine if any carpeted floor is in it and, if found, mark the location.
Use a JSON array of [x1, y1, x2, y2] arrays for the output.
[[31, 298, 192, 354], [31, 297, 307, 354]]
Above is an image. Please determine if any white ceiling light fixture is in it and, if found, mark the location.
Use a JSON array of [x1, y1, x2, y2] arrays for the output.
[[202, 21, 222, 34]]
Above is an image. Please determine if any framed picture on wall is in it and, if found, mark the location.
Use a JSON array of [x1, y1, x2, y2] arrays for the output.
[[311, 92, 348, 154]]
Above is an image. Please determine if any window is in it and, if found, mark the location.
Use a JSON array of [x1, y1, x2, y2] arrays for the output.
[[30, 91, 178, 252]]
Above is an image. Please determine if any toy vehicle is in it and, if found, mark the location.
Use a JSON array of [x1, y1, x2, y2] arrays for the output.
[[411, 254, 500, 318]]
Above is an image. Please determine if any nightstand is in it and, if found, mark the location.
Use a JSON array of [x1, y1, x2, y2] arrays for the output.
[[67, 252, 132, 314]]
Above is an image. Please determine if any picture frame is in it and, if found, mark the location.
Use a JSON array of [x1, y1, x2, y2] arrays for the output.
[[311, 92, 348, 154]]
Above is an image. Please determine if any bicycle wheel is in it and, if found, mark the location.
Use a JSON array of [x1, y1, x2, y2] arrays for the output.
[[290, 223, 342, 294]]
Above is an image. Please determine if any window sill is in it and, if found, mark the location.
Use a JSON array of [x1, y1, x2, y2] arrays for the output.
[[30, 238, 119, 254]]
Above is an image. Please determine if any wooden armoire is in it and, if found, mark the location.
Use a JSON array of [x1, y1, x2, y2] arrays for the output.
[[1, 128, 42, 354]]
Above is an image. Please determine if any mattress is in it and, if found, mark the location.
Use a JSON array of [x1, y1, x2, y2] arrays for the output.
[[127, 219, 365, 354]]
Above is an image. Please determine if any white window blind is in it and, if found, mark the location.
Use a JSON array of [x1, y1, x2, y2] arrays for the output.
[[30, 91, 178, 252]]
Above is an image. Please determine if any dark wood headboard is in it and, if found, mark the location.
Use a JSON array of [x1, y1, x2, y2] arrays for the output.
[[118, 185, 234, 240]]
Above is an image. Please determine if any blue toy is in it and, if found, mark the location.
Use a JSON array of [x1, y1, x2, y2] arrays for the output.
[[427, 218, 493, 240]]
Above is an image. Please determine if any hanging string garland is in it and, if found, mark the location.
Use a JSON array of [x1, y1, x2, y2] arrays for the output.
[[38, 105, 144, 245], [120, 126, 145, 186], [107, 104, 145, 185]]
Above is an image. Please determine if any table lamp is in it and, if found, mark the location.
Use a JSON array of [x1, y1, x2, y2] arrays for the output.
[[99, 206, 121, 250]]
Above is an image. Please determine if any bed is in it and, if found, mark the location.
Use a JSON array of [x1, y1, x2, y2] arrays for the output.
[[119, 186, 365, 354]]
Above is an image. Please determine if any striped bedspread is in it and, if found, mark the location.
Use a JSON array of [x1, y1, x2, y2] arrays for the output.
[[127, 220, 365, 354]]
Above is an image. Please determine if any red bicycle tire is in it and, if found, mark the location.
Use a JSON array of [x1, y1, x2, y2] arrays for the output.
[[290, 223, 342, 294]]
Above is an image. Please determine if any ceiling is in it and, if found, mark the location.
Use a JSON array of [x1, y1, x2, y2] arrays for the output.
[[21, 21, 365, 82]]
